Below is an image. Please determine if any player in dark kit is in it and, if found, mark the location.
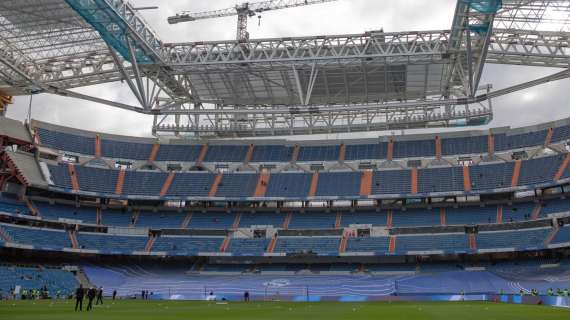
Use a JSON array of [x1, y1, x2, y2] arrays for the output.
[[74, 285, 84, 312], [86, 287, 96, 311]]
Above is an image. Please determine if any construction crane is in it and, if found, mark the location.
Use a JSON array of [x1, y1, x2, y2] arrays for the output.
[[168, 0, 339, 42]]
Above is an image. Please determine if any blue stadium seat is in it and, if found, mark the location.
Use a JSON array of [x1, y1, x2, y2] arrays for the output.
[[297, 146, 339, 162], [265, 173, 312, 198], [101, 139, 153, 160], [274, 236, 340, 254], [316, 172, 361, 197], [37, 127, 95, 155], [216, 174, 259, 198], [250, 145, 291, 162], [372, 170, 412, 195]]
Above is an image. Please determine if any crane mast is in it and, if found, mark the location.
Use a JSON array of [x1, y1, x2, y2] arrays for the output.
[[168, 0, 339, 41]]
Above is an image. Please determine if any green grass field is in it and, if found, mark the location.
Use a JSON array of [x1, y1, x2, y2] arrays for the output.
[[1, 299, 570, 320]]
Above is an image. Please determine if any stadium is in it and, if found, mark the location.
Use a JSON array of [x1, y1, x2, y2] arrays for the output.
[[2, 0, 570, 319]]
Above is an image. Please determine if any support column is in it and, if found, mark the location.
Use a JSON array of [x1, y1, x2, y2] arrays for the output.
[[440, 208, 446, 226]]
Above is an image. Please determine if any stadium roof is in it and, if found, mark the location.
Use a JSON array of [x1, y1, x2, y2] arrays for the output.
[[0, 0, 569, 137]]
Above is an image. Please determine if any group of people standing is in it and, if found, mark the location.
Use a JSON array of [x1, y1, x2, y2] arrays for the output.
[[74, 285, 104, 312]]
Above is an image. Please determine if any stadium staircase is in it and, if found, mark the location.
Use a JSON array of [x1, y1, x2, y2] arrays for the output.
[[254, 172, 270, 197], [244, 144, 254, 164], [544, 225, 560, 246], [95, 134, 102, 158], [511, 160, 522, 187], [144, 234, 157, 252], [282, 212, 292, 229], [160, 172, 175, 196], [76, 268, 93, 288], [25, 199, 39, 216], [308, 172, 319, 197], [129, 210, 140, 227], [544, 127, 554, 146], [68, 230, 79, 249], [290, 144, 300, 163], [488, 134, 495, 156], [220, 236, 231, 252], [554, 153, 570, 181], [411, 168, 418, 194], [531, 204, 542, 220], [96, 207, 102, 225], [387, 210, 394, 228], [440, 208, 446, 226], [231, 213, 241, 230], [338, 231, 349, 254], [335, 212, 342, 229], [496, 205, 504, 224], [149, 143, 160, 162], [267, 235, 277, 253], [389, 236, 397, 253], [435, 136, 442, 159], [468, 233, 477, 250], [387, 139, 394, 161], [359, 170, 373, 196], [195, 144, 208, 167], [0, 226, 13, 242], [181, 212, 192, 228], [208, 173, 223, 197], [115, 168, 126, 195], [67, 164, 80, 192], [338, 143, 346, 162], [463, 166, 472, 192]]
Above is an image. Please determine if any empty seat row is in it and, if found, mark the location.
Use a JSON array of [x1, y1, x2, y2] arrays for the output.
[[37, 123, 570, 162]]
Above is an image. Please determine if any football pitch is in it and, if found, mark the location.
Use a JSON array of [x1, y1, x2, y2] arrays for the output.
[[1, 300, 570, 320]]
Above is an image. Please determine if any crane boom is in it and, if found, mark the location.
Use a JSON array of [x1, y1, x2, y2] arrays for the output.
[[168, 0, 338, 24], [168, 0, 338, 41]]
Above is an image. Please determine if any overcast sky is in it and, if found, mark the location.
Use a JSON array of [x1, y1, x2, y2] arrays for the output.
[[6, 0, 570, 139]]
